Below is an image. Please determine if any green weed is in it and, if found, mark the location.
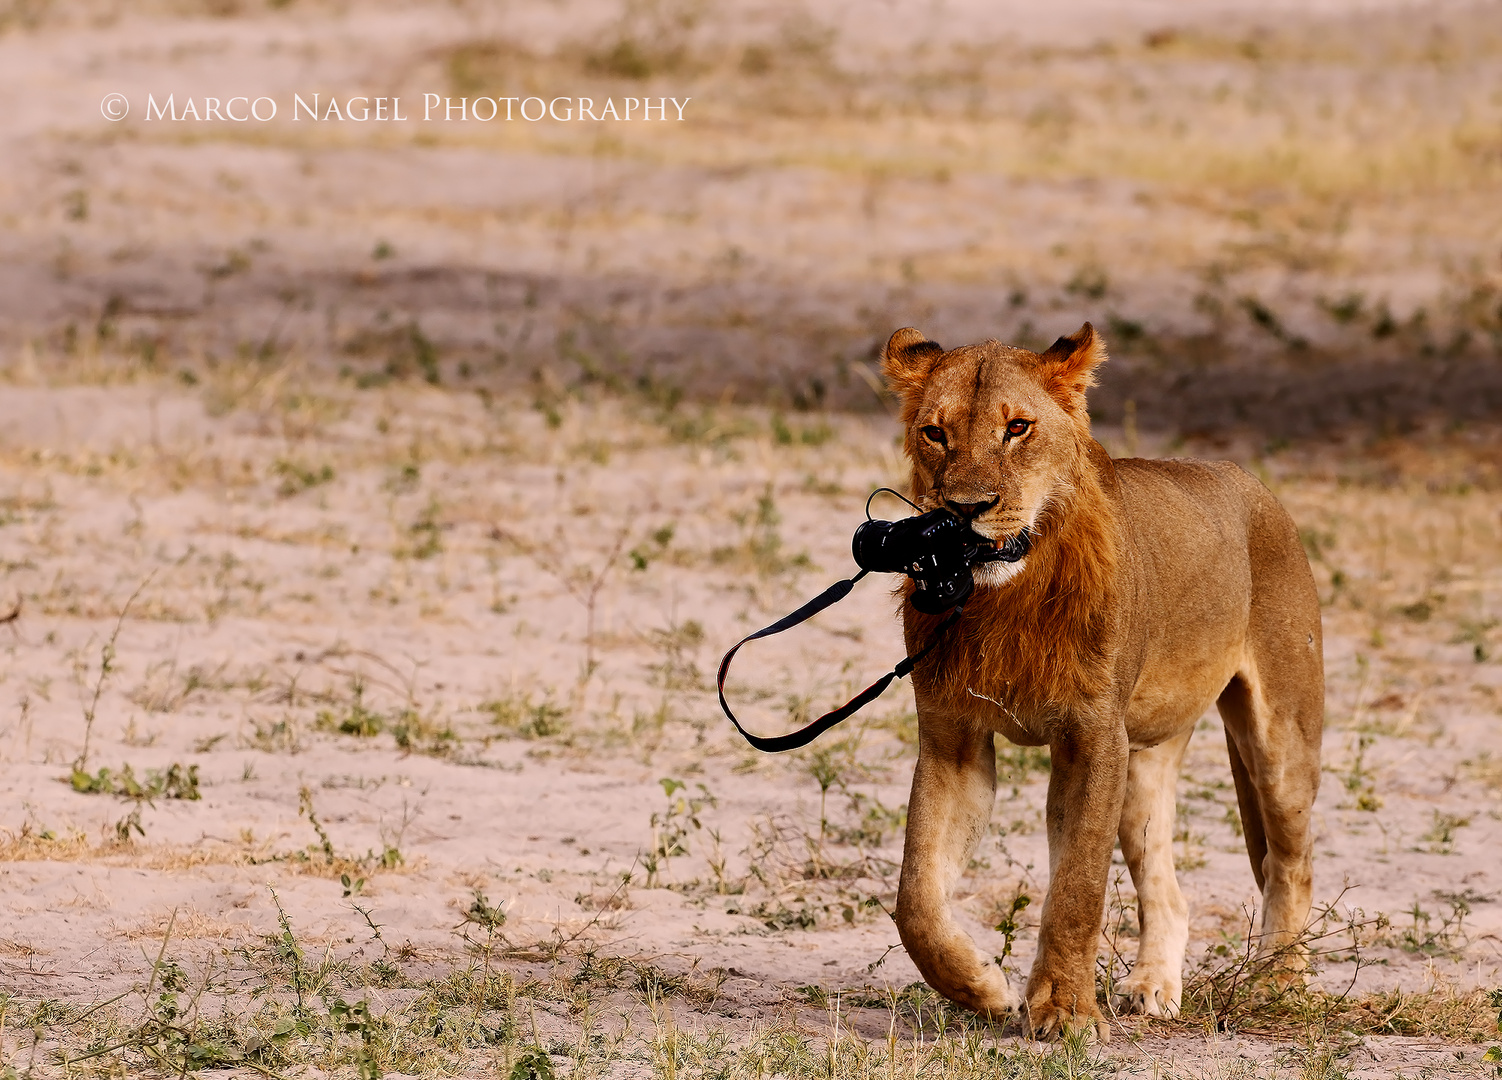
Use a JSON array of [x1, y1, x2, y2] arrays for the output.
[[272, 457, 335, 497], [72, 575, 152, 772], [296, 785, 404, 875], [391, 708, 458, 757], [70, 762, 201, 802], [246, 715, 303, 754], [629, 522, 677, 570], [401, 498, 445, 560], [1389, 892, 1482, 958], [316, 676, 386, 737], [643, 777, 716, 888], [1340, 732, 1382, 811], [1419, 810, 1471, 855], [483, 692, 569, 739], [992, 887, 1033, 967]]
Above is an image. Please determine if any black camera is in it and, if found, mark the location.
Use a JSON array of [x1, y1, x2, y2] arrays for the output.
[[719, 497, 1034, 751], [852, 508, 1030, 614]]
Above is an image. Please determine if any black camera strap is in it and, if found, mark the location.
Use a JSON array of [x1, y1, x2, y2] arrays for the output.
[[716, 569, 964, 753]]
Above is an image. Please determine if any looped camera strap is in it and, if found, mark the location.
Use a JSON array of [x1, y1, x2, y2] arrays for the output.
[[716, 570, 964, 753]]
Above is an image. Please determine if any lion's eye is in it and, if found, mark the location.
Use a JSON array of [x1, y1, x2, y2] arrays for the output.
[[1005, 419, 1032, 438], [920, 425, 947, 447]]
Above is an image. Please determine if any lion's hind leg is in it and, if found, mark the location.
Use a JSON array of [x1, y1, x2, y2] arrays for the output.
[[1115, 727, 1193, 1018], [1216, 489, 1325, 972], [1216, 618, 1323, 968]]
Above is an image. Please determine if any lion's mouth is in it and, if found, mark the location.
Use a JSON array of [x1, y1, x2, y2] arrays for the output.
[[973, 528, 1032, 564]]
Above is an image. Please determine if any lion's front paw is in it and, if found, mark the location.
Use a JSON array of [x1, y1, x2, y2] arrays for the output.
[[968, 964, 1021, 1020], [939, 963, 1020, 1020], [1024, 976, 1108, 1043], [1116, 965, 1181, 1019]]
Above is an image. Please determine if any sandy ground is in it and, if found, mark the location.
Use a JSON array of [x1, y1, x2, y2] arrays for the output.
[[0, 379, 1498, 1076], [1, 1, 1501, 1076]]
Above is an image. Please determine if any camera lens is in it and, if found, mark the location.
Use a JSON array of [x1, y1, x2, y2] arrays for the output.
[[854, 509, 964, 574], [852, 518, 906, 574]]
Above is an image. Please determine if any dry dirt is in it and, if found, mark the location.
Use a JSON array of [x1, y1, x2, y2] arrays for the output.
[[0, 378, 1498, 1076], [1, 1, 1501, 1078]]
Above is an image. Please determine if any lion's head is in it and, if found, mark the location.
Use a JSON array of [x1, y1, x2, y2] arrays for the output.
[[881, 323, 1108, 587]]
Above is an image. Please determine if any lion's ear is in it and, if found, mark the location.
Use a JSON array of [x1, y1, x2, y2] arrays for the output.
[[882, 328, 944, 419], [1036, 322, 1107, 422]]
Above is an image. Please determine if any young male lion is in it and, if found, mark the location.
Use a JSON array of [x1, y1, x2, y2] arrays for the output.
[[883, 324, 1323, 1040]]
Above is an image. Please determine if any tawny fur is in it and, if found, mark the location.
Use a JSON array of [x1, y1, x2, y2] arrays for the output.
[[883, 324, 1324, 1041]]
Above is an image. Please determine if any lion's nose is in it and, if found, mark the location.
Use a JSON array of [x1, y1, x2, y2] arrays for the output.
[[945, 496, 998, 520]]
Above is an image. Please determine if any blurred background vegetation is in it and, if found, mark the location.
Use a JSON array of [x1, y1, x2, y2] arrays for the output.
[[2, 0, 1501, 448]]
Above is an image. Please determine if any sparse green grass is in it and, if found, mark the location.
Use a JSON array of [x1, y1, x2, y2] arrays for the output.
[[313, 675, 458, 757], [1419, 810, 1472, 855], [1464, 751, 1502, 793], [11, 904, 1502, 1080], [315, 676, 387, 738], [482, 692, 569, 740], [710, 485, 813, 578], [271, 456, 336, 498], [0, 299, 1498, 1078]]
